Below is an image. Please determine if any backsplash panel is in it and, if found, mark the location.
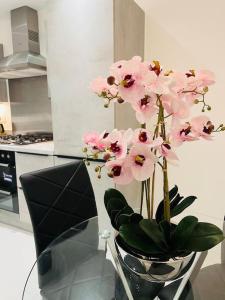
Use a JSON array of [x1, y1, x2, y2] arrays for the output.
[[9, 76, 52, 133]]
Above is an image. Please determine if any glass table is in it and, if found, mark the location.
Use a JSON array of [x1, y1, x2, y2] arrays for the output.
[[22, 216, 225, 300]]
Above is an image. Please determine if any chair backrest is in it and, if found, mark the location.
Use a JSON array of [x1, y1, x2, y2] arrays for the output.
[[20, 161, 97, 256]]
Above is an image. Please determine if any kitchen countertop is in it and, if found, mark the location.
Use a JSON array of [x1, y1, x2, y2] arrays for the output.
[[0, 141, 54, 155]]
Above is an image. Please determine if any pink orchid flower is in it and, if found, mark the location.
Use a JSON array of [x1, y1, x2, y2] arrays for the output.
[[170, 122, 198, 146], [144, 71, 171, 95], [191, 115, 214, 140], [132, 128, 163, 148], [131, 93, 157, 124], [90, 77, 118, 98], [194, 70, 215, 88], [186, 70, 215, 91], [83, 132, 106, 151], [110, 56, 148, 103], [169, 72, 188, 94], [104, 129, 128, 159], [90, 77, 109, 95], [106, 158, 133, 185], [160, 143, 179, 161], [127, 144, 158, 181], [162, 94, 191, 119]]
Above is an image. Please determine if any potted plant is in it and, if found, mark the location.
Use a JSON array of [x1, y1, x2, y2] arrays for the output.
[[82, 57, 224, 282]]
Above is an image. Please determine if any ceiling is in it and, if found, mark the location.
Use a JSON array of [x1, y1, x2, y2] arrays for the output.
[[0, 0, 48, 15]]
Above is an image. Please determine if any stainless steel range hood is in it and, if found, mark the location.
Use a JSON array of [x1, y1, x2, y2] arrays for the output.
[[0, 6, 47, 79]]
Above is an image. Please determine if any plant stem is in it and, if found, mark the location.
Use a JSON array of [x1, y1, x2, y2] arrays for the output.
[[144, 180, 150, 219], [150, 170, 155, 219], [158, 99, 170, 222], [140, 181, 144, 215]]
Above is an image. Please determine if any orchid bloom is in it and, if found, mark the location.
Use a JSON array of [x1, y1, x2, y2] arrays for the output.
[[170, 122, 198, 146], [144, 71, 171, 95], [106, 158, 133, 185], [160, 143, 179, 161], [131, 93, 157, 124], [104, 129, 128, 159], [132, 128, 163, 148], [110, 56, 148, 103], [162, 94, 191, 120], [83, 132, 106, 151], [127, 144, 158, 181], [191, 115, 215, 140]]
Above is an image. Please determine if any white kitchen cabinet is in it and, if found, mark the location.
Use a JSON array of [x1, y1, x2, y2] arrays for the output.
[[15, 152, 54, 223], [46, 0, 144, 209], [15, 152, 54, 188], [47, 0, 144, 157], [54, 156, 113, 231]]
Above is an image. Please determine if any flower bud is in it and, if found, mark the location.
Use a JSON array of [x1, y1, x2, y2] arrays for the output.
[[104, 103, 109, 108], [203, 86, 209, 93], [103, 153, 111, 161], [107, 76, 115, 85], [86, 161, 90, 166], [207, 106, 211, 111], [194, 99, 199, 104], [97, 174, 101, 179], [221, 126, 225, 131], [220, 124, 224, 127], [202, 108, 205, 112], [107, 172, 113, 178], [117, 98, 124, 104], [95, 166, 100, 172], [82, 147, 88, 153]]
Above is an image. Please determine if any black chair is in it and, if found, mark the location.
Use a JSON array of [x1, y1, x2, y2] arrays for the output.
[[20, 161, 97, 256]]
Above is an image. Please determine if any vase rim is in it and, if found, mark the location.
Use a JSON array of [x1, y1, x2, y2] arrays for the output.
[[115, 234, 195, 264]]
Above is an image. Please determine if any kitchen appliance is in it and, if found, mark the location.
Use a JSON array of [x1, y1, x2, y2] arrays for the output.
[[0, 150, 18, 213], [0, 6, 47, 79], [0, 132, 53, 145]]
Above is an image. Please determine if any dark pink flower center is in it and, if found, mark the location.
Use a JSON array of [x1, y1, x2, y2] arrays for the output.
[[110, 141, 121, 153], [123, 74, 135, 88], [203, 121, 214, 134], [140, 96, 150, 107], [163, 143, 171, 150], [139, 131, 148, 142], [180, 125, 191, 136], [103, 132, 109, 139], [135, 155, 145, 166], [112, 165, 121, 177]]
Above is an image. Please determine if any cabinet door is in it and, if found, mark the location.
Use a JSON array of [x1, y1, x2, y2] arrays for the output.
[[16, 152, 54, 188], [0, 79, 8, 102], [54, 156, 113, 231], [47, 0, 114, 157]]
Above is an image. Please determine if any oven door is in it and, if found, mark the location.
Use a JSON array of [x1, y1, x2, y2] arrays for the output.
[[0, 164, 18, 213]]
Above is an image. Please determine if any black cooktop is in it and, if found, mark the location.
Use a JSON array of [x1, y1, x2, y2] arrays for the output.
[[0, 132, 53, 145]]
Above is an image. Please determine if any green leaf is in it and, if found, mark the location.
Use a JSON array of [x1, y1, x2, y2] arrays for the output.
[[155, 185, 178, 223], [119, 224, 164, 256], [171, 216, 198, 250], [104, 188, 127, 209], [105, 197, 127, 217], [159, 220, 172, 244], [170, 194, 184, 209], [184, 222, 224, 251], [116, 213, 143, 228], [171, 196, 197, 218], [139, 219, 168, 250]]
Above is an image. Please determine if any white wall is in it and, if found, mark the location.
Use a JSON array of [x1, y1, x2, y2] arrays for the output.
[[142, 0, 225, 265]]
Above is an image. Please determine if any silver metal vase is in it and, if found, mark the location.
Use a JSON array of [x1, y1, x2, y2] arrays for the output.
[[115, 235, 195, 283]]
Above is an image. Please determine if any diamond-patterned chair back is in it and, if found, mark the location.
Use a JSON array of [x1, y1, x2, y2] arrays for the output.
[[20, 161, 97, 256]]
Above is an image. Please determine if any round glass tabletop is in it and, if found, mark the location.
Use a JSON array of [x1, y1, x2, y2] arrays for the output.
[[23, 216, 225, 300]]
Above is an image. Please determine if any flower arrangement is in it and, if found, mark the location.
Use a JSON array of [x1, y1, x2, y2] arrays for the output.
[[83, 56, 224, 259]]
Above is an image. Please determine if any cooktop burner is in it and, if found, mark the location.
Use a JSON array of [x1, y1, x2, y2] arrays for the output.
[[0, 133, 53, 145]]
